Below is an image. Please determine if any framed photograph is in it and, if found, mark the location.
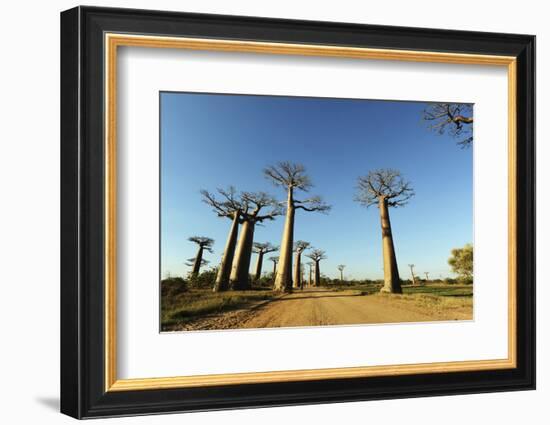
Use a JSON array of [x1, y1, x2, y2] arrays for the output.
[[60, 6, 535, 419]]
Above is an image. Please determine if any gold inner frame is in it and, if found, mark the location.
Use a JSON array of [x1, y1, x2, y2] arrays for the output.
[[104, 33, 517, 392]]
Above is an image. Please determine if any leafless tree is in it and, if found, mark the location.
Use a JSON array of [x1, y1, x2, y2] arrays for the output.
[[252, 242, 278, 281], [269, 256, 279, 280], [201, 186, 244, 291], [423, 103, 473, 148], [229, 192, 282, 290], [293, 240, 310, 289], [307, 262, 314, 287], [306, 249, 327, 287], [355, 169, 414, 294], [264, 162, 330, 292], [408, 264, 417, 286], [187, 236, 214, 276], [337, 264, 346, 282]]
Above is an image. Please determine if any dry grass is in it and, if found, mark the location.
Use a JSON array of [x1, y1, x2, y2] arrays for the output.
[[375, 285, 473, 321], [161, 283, 473, 331], [161, 288, 276, 331]]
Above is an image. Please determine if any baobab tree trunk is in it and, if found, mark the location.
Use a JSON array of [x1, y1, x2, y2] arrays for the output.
[[191, 246, 204, 277], [308, 267, 312, 287], [408, 264, 417, 286], [254, 251, 264, 281], [213, 211, 239, 292], [274, 188, 295, 292], [378, 197, 402, 293], [293, 252, 302, 289], [230, 220, 255, 290], [272, 261, 277, 277], [313, 261, 320, 287]]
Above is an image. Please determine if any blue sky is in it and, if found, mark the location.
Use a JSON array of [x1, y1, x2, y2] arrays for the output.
[[160, 92, 473, 280]]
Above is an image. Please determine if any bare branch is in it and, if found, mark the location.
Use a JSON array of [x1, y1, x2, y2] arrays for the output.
[[293, 240, 310, 253], [306, 248, 327, 262], [354, 169, 414, 209], [294, 195, 331, 213], [185, 258, 210, 267], [240, 191, 283, 223], [264, 161, 313, 191], [252, 242, 279, 255], [188, 236, 215, 253], [423, 103, 473, 148], [200, 186, 242, 218]]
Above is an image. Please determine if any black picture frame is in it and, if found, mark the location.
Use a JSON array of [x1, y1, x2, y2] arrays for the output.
[[61, 5, 535, 419]]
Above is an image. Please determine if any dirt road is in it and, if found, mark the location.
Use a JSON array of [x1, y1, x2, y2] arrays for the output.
[[175, 288, 471, 331], [239, 288, 437, 329]]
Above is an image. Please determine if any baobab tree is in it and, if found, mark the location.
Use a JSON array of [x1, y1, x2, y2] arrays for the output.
[[355, 169, 414, 294], [229, 192, 281, 290], [187, 236, 214, 277], [201, 187, 244, 292], [423, 103, 473, 148], [252, 242, 278, 282], [293, 240, 310, 289], [307, 262, 314, 287], [264, 162, 330, 292], [185, 257, 209, 271], [269, 256, 279, 279], [337, 264, 346, 283], [306, 249, 327, 287], [408, 264, 417, 286]]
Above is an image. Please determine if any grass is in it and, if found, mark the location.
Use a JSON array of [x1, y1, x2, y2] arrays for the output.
[[402, 284, 473, 297], [325, 282, 473, 320], [161, 282, 474, 330], [376, 284, 473, 320], [161, 287, 276, 330], [325, 282, 472, 297], [325, 283, 382, 295]]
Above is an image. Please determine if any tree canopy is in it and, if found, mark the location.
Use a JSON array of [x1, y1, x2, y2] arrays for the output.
[[264, 161, 313, 191], [307, 249, 327, 262], [293, 240, 310, 252], [188, 236, 214, 252], [448, 243, 473, 282], [423, 103, 473, 148], [252, 242, 278, 255], [240, 191, 282, 222], [200, 186, 243, 218], [354, 169, 414, 208]]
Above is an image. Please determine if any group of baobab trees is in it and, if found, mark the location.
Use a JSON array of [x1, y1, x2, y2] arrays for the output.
[[185, 102, 472, 295], [191, 162, 332, 292], [186, 161, 415, 295]]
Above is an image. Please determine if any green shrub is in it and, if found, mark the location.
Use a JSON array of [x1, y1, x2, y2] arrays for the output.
[[161, 277, 188, 297], [444, 277, 458, 285], [188, 268, 217, 289], [254, 275, 275, 288]]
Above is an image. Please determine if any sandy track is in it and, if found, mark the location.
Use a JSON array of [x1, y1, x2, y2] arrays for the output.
[[173, 288, 471, 332], [239, 288, 437, 329]]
